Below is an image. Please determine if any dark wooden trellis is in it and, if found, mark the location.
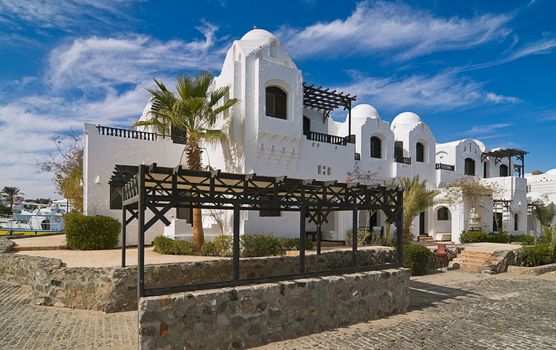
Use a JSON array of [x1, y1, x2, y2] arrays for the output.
[[110, 163, 404, 298], [303, 83, 357, 139], [481, 148, 528, 177]]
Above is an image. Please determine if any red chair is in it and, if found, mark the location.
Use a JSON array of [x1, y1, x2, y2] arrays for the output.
[[436, 244, 448, 270]]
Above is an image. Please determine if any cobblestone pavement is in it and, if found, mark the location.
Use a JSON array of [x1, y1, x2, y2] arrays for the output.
[[259, 271, 556, 350], [0, 281, 137, 350], [2, 271, 555, 349]]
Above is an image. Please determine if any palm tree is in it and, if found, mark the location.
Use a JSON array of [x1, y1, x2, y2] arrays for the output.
[[1, 186, 23, 215], [396, 176, 439, 240], [135, 73, 237, 250]]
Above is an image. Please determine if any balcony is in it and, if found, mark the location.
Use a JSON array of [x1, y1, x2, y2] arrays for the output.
[[305, 131, 352, 146], [395, 156, 411, 165], [435, 163, 455, 171]]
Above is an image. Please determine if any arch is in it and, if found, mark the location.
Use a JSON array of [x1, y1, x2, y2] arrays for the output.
[[464, 158, 475, 176], [416, 142, 425, 163], [499, 164, 509, 177], [437, 207, 450, 221], [370, 136, 382, 159], [265, 86, 287, 119]]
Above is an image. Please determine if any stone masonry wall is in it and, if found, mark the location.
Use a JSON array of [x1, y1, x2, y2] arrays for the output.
[[138, 268, 410, 350], [0, 246, 396, 312]]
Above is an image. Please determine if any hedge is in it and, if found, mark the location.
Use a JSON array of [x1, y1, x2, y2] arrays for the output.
[[240, 234, 284, 257], [460, 230, 534, 245], [521, 244, 554, 267], [65, 212, 120, 250], [153, 236, 194, 255], [200, 235, 233, 257], [402, 245, 435, 276]]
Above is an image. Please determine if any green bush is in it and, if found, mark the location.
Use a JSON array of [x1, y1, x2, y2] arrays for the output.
[[65, 212, 120, 250], [402, 245, 435, 276], [200, 241, 217, 256], [213, 235, 233, 257], [153, 236, 194, 255], [241, 234, 284, 257], [510, 234, 535, 245], [459, 230, 488, 243], [460, 230, 511, 243], [521, 244, 554, 267], [279, 237, 313, 251]]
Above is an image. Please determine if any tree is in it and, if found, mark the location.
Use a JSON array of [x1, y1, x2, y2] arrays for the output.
[[1, 186, 23, 215], [38, 135, 83, 212], [394, 176, 439, 240], [135, 73, 237, 250], [532, 200, 556, 233], [531, 169, 543, 175], [443, 177, 500, 229]]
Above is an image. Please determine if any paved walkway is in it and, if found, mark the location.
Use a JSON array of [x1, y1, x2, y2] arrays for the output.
[[258, 271, 556, 350], [0, 282, 137, 349], [1, 271, 555, 349]]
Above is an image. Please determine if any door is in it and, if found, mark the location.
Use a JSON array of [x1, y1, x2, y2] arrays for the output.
[[303, 116, 311, 135], [419, 211, 426, 235]]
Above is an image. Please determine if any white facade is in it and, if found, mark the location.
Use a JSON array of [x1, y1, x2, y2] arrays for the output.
[[83, 28, 535, 244], [525, 169, 556, 235]]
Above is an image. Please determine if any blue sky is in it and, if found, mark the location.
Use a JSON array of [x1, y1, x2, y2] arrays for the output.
[[1, 0, 556, 197]]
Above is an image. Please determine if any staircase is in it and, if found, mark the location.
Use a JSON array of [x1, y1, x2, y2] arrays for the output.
[[450, 248, 518, 274], [417, 235, 435, 243]]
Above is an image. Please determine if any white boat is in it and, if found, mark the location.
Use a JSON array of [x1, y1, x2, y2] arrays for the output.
[[0, 202, 67, 232]]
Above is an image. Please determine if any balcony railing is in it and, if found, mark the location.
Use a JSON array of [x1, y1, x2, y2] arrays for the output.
[[305, 131, 350, 146], [435, 163, 455, 171], [395, 156, 412, 165], [97, 125, 158, 141]]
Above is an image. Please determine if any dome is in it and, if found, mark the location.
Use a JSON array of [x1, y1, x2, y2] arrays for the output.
[[241, 28, 275, 41], [351, 104, 379, 121], [546, 168, 556, 175], [392, 112, 421, 126]]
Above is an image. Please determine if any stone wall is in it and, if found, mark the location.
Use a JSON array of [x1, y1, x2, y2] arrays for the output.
[[0, 237, 14, 253], [0, 246, 396, 312], [138, 268, 410, 349]]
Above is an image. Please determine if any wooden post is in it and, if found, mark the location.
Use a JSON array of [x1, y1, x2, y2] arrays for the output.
[[233, 205, 240, 281], [137, 166, 145, 299]]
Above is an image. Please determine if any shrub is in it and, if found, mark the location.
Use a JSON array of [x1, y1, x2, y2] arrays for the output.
[[279, 237, 313, 251], [510, 234, 534, 245], [460, 230, 511, 244], [521, 244, 554, 267], [402, 244, 435, 276], [65, 212, 120, 250], [153, 236, 194, 255], [213, 235, 233, 257], [346, 229, 384, 246], [241, 234, 284, 257], [459, 230, 488, 243], [200, 241, 217, 256]]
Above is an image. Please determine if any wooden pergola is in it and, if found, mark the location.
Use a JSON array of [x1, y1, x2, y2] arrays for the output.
[[110, 163, 404, 298], [481, 148, 528, 177]]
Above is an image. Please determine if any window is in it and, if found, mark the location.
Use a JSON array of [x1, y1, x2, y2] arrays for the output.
[[176, 207, 192, 223], [437, 207, 450, 221], [500, 164, 509, 177], [370, 136, 382, 159], [303, 116, 311, 135], [109, 187, 122, 210], [464, 158, 475, 176], [265, 86, 287, 119], [493, 212, 503, 232], [416, 142, 425, 163], [514, 213, 519, 231], [394, 141, 403, 160], [318, 165, 331, 175], [483, 162, 488, 178]]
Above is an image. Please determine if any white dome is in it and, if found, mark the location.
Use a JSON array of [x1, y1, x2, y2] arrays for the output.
[[241, 28, 275, 41], [392, 112, 421, 126], [351, 104, 379, 121], [546, 168, 556, 175]]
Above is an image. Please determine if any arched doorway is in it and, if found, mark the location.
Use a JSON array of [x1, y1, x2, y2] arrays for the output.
[[434, 206, 452, 241]]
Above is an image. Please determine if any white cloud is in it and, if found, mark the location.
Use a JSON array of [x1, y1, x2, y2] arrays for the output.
[[277, 1, 511, 60], [465, 123, 513, 135], [47, 24, 224, 93], [0, 0, 134, 30], [337, 71, 520, 112]]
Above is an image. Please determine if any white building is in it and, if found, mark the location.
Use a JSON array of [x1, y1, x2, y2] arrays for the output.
[[83, 28, 533, 245], [525, 169, 556, 234]]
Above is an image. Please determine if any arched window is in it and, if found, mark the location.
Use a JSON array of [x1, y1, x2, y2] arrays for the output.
[[370, 136, 382, 159], [416, 142, 425, 163], [464, 158, 475, 176], [437, 207, 450, 221], [265, 86, 287, 119], [500, 164, 509, 177]]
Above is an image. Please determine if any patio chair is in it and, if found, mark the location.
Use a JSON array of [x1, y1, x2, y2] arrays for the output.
[[436, 243, 449, 270]]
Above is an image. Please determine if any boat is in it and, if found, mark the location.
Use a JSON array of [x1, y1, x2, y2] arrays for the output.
[[0, 201, 67, 235]]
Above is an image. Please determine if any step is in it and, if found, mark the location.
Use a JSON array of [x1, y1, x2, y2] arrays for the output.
[[454, 255, 494, 263], [459, 250, 496, 258]]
